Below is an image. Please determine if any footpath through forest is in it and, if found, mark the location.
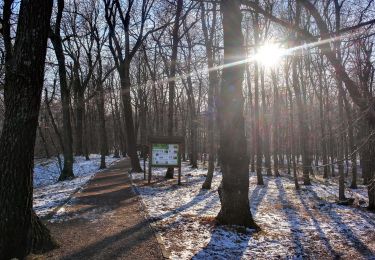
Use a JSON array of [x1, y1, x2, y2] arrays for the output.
[[37, 159, 164, 260]]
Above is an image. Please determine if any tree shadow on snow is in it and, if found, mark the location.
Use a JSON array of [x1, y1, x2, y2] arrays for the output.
[[192, 225, 253, 260], [293, 186, 339, 258], [249, 178, 269, 215], [191, 180, 268, 260], [275, 178, 306, 258], [306, 189, 374, 258]]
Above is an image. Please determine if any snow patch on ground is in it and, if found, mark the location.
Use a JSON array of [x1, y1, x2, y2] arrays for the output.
[[132, 162, 375, 259], [33, 154, 120, 217]]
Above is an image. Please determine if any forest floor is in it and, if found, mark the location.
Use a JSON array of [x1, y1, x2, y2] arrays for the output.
[[33, 154, 121, 217], [131, 161, 375, 260], [34, 159, 164, 260]]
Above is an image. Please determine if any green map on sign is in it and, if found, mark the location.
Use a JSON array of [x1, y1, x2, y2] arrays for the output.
[[153, 144, 168, 149], [152, 143, 179, 166]]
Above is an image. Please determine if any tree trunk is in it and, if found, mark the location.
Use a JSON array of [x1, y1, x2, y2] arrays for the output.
[[120, 62, 142, 172], [260, 68, 272, 176], [216, 0, 259, 230], [318, 56, 329, 178], [166, 0, 184, 179], [367, 123, 375, 210], [271, 70, 280, 177], [74, 87, 85, 156], [338, 90, 346, 201], [38, 126, 50, 159], [253, 3, 264, 185], [201, 2, 217, 189], [97, 82, 107, 169], [0, 0, 56, 258], [49, 0, 74, 181], [292, 2, 311, 185]]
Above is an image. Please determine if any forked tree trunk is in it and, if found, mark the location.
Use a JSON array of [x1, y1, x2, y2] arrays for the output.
[[216, 0, 259, 230], [0, 0, 56, 258]]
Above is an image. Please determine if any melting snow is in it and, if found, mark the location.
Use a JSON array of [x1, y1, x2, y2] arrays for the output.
[[131, 161, 375, 259], [33, 154, 121, 217]]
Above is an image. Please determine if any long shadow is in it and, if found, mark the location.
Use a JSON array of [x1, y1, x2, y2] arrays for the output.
[[191, 178, 267, 259], [197, 192, 220, 215], [356, 209, 375, 227], [295, 188, 339, 258], [249, 178, 269, 215], [61, 220, 157, 259], [83, 182, 127, 193], [275, 178, 305, 257], [150, 188, 215, 222], [307, 188, 374, 257], [44, 172, 137, 221], [192, 226, 253, 260]]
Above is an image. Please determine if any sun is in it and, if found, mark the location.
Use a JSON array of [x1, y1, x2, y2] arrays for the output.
[[254, 43, 285, 67]]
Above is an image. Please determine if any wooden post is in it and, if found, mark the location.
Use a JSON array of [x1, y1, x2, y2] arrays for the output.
[[178, 144, 182, 185], [143, 153, 146, 180], [148, 145, 152, 184], [178, 165, 181, 185]]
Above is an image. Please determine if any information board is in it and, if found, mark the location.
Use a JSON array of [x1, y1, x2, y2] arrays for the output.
[[151, 143, 179, 166], [148, 136, 184, 185]]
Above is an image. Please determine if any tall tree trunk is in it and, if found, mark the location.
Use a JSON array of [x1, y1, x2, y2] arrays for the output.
[[120, 62, 142, 172], [74, 87, 85, 156], [367, 123, 375, 210], [38, 126, 50, 159], [344, 100, 357, 189], [271, 70, 280, 177], [292, 2, 311, 185], [338, 90, 346, 201], [0, 0, 56, 258], [216, 0, 259, 230], [97, 82, 107, 169], [201, 2, 217, 189], [318, 55, 329, 178], [261, 68, 272, 176], [49, 0, 74, 181], [253, 2, 264, 185], [334, 0, 346, 201], [166, 0, 184, 178]]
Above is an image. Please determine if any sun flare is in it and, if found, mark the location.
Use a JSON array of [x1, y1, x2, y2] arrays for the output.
[[254, 43, 286, 67]]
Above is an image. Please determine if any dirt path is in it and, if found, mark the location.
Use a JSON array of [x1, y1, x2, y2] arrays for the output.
[[41, 159, 164, 260]]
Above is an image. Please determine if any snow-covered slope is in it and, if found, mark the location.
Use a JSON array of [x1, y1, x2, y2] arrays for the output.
[[33, 154, 121, 217]]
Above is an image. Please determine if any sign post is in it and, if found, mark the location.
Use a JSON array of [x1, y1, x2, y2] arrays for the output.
[[148, 136, 184, 185]]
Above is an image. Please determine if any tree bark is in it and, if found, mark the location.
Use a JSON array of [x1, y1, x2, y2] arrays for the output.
[[253, 2, 264, 185], [97, 82, 107, 169], [166, 0, 184, 178], [49, 0, 74, 181], [0, 0, 56, 258], [201, 2, 217, 189], [271, 70, 280, 177], [216, 0, 259, 230], [120, 62, 142, 172], [292, 2, 311, 185]]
